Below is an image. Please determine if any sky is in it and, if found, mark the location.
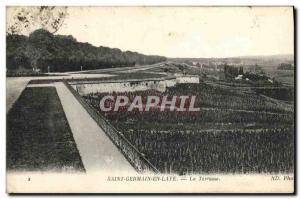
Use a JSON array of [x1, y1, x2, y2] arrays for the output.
[[7, 6, 294, 58]]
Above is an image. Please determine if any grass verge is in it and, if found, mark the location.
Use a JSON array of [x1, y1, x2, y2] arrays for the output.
[[7, 87, 85, 172]]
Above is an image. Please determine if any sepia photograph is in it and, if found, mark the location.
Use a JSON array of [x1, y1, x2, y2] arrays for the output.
[[5, 5, 295, 194]]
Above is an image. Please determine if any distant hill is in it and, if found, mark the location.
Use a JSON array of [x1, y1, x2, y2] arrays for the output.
[[235, 54, 294, 60], [169, 54, 294, 67], [6, 29, 166, 72]]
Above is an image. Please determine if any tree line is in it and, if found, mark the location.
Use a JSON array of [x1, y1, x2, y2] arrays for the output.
[[7, 29, 166, 73]]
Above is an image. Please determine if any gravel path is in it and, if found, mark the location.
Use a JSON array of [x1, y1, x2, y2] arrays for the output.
[[6, 73, 114, 113], [55, 82, 135, 173], [6, 77, 32, 113]]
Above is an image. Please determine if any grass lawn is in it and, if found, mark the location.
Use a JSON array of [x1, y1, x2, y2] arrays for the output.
[[7, 87, 85, 172]]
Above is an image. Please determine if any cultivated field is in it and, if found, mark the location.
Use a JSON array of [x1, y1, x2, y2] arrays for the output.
[[83, 81, 294, 174]]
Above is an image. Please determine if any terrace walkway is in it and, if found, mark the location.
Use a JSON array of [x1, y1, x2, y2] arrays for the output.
[[6, 73, 114, 113], [54, 82, 135, 173]]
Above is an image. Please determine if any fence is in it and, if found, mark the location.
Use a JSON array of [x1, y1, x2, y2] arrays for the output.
[[63, 80, 160, 173]]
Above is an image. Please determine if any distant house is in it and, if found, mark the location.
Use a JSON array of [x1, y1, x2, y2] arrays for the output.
[[32, 68, 40, 73], [235, 74, 243, 80], [176, 75, 199, 84]]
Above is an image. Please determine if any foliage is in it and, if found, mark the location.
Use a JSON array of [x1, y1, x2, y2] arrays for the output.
[[224, 64, 243, 78], [278, 63, 294, 70], [7, 29, 166, 72]]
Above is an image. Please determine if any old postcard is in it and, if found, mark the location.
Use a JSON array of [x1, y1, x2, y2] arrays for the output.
[[6, 6, 294, 193]]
